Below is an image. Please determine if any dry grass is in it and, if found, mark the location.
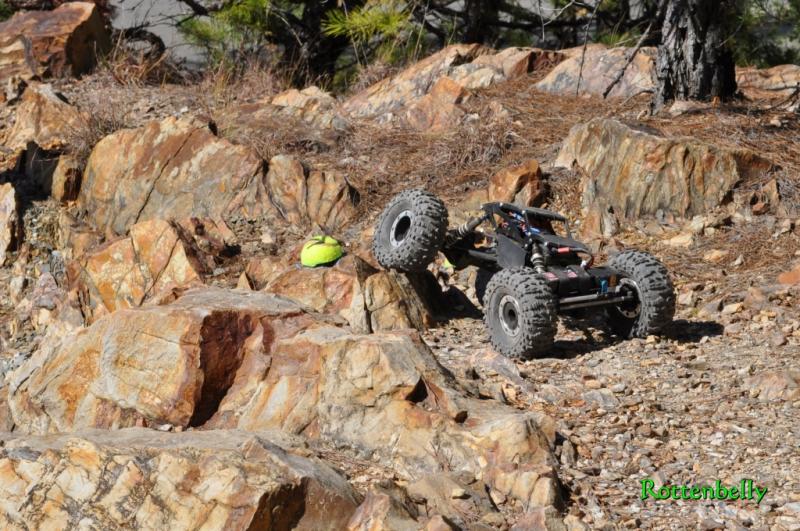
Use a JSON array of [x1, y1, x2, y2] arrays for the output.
[[97, 33, 188, 87], [63, 91, 133, 168]]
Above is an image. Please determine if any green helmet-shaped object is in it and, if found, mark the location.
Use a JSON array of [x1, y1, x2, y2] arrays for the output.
[[300, 235, 343, 267]]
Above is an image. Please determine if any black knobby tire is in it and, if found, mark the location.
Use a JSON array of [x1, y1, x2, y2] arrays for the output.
[[372, 189, 448, 272], [605, 250, 675, 338], [474, 268, 495, 307], [484, 268, 557, 359]]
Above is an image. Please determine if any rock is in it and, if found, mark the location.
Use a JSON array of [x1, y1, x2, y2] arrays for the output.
[[262, 254, 441, 333], [343, 45, 559, 125], [0, 183, 21, 264], [555, 118, 774, 221], [0, 2, 110, 85], [244, 255, 286, 290], [488, 159, 546, 207], [405, 76, 466, 131], [347, 486, 419, 531], [266, 155, 358, 231], [342, 44, 485, 121], [510, 506, 567, 531], [56, 210, 101, 259], [664, 232, 694, 248], [721, 302, 743, 315], [204, 317, 558, 505], [406, 474, 495, 527], [703, 249, 729, 263], [363, 270, 441, 332], [453, 159, 546, 226], [51, 154, 82, 202], [0, 428, 359, 530], [68, 218, 229, 322], [582, 389, 620, 410], [535, 45, 655, 98], [270, 85, 341, 129], [8, 286, 560, 510], [736, 64, 800, 99], [3, 82, 84, 152], [79, 117, 268, 237], [778, 263, 800, 285], [745, 371, 800, 401], [6, 288, 311, 432]]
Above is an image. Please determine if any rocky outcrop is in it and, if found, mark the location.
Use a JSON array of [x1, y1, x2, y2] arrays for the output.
[[342, 44, 562, 127], [554, 118, 773, 234], [3, 83, 86, 197], [0, 2, 110, 86], [68, 217, 236, 322], [264, 255, 440, 333], [7, 287, 560, 509], [535, 45, 655, 98], [205, 326, 559, 508], [79, 117, 268, 236], [6, 288, 311, 433], [4, 82, 84, 152], [0, 428, 360, 530], [266, 155, 358, 232], [0, 183, 21, 264], [737, 64, 800, 98]]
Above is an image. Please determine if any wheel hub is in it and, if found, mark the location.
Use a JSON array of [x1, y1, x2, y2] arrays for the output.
[[389, 210, 413, 247], [498, 295, 521, 336], [617, 278, 641, 318]]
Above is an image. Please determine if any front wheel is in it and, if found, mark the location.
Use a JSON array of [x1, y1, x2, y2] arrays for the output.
[[605, 250, 675, 338], [484, 268, 557, 359], [372, 189, 448, 272]]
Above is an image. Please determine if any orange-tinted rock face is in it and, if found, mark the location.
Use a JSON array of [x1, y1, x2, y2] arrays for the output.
[[342, 44, 560, 128], [0, 2, 110, 84], [488, 159, 546, 207], [536, 45, 655, 98], [0, 429, 360, 531], [0, 183, 20, 264], [4, 83, 85, 151], [7, 287, 560, 509], [266, 155, 358, 231], [70, 218, 231, 322], [555, 118, 773, 226], [79, 117, 268, 237], [736, 64, 800, 99]]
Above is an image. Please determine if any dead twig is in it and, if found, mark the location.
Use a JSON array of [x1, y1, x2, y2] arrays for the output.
[[602, 20, 653, 99]]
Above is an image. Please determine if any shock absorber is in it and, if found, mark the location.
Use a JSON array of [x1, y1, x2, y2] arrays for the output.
[[444, 213, 489, 247], [530, 245, 546, 274]]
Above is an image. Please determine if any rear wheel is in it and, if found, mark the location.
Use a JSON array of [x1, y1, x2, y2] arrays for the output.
[[605, 250, 675, 338], [372, 189, 448, 272], [484, 268, 557, 359]]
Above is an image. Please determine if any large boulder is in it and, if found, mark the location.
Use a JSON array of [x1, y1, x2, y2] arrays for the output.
[[535, 45, 655, 98], [6, 288, 313, 433], [0, 2, 110, 86], [68, 217, 235, 322], [0, 428, 360, 530], [554, 118, 773, 231], [7, 287, 561, 509], [342, 44, 562, 126], [79, 117, 269, 236]]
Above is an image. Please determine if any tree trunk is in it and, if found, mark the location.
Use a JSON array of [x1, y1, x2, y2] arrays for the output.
[[653, 0, 737, 110], [463, 0, 501, 43]]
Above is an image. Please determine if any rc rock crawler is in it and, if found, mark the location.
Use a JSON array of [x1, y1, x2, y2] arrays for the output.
[[372, 189, 675, 359]]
